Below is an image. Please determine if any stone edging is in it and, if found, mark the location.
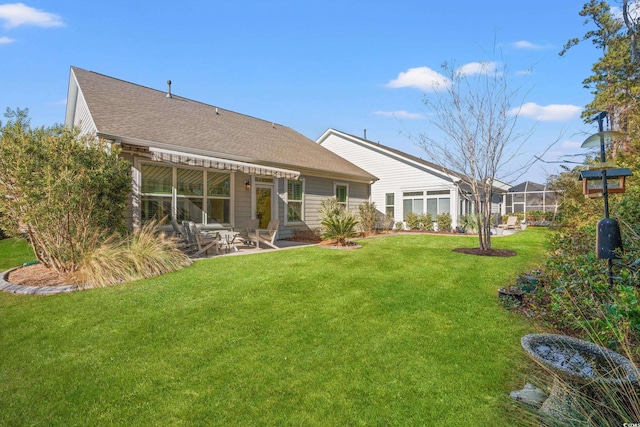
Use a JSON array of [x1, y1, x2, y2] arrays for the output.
[[0, 267, 80, 296]]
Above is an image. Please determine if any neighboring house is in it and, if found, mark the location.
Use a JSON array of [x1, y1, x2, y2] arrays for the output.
[[316, 129, 508, 229], [503, 181, 560, 216], [65, 67, 377, 238]]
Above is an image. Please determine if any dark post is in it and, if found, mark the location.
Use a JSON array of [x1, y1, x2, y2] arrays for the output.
[[595, 112, 618, 285]]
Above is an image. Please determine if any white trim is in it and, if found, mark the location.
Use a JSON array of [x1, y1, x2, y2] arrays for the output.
[[285, 178, 305, 225], [334, 182, 349, 209]]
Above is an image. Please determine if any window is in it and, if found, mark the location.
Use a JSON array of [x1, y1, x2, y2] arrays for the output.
[[207, 172, 231, 224], [402, 191, 424, 220], [426, 190, 450, 216], [177, 169, 204, 223], [385, 193, 394, 219], [335, 184, 348, 208], [287, 179, 304, 223], [140, 162, 231, 225], [141, 164, 172, 223]]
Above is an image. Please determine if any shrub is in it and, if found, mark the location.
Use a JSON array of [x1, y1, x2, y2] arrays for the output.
[[405, 212, 432, 230], [358, 201, 378, 235], [436, 213, 452, 232], [405, 212, 420, 230], [319, 198, 359, 246], [0, 109, 131, 274], [76, 221, 191, 288], [458, 213, 477, 233]]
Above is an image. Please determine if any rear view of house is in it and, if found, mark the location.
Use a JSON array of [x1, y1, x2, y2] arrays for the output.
[[65, 67, 376, 238]]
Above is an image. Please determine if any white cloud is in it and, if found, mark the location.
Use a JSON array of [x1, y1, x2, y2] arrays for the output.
[[455, 61, 497, 76], [385, 67, 450, 91], [0, 35, 14, 44], [511, 40, 551, 50], [510, 102, 583, 122], [0, 3, 64, 29], [516, 68, 533, 76], [373, 110, 424, 120]]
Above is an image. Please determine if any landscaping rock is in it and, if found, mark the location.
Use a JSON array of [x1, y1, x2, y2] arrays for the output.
[[510, 383, 548, 408]]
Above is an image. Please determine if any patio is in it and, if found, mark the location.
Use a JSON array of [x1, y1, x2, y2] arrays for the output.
[[175, 222, 316, 258]]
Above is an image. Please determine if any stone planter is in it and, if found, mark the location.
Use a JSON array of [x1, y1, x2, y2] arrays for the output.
[[521, 333, 639, 423]]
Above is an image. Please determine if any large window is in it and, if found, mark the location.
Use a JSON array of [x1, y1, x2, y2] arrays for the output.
[[335, 184, 348, 208], [141, 164, 173, 223], [177, 168, 204, 223], [427, 190, 450, 217], [140, 162, 231, 225], [403, 190, 450, 220], [287, 179, 304, 223], [207, 172, 231, 223], [402, 191, 423, 220]]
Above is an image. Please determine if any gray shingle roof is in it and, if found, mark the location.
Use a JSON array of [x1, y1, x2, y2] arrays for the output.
[[70, 67, 376, 182]]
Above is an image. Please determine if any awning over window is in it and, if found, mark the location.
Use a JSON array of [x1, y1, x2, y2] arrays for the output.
[[149, 147, 300, 180]]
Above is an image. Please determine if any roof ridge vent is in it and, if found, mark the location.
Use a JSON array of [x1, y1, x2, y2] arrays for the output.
[[166, 80, 172, 98]]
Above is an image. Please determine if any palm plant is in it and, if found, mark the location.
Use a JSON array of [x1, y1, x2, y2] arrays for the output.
[[319, 198, 359, 246]]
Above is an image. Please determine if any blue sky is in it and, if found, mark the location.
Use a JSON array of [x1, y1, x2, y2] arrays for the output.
[[0, 1, 623, 183]]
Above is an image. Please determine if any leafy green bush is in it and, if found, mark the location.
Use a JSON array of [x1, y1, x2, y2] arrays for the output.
[[436, 213, 452, 232], [319, 198, 359, 246], [0, 109, 131, 274], [529, 223, 640, 357]]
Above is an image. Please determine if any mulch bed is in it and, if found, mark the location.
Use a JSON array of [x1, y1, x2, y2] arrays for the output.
[[7, 264, 72, 287], [452, 248, 517, 257]]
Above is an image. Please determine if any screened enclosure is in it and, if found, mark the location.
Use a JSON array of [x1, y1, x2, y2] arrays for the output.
[[503, 181, 559, 216]]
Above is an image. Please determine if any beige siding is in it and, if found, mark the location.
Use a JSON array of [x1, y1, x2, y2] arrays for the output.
[[233, 172, 252, 227], [275, 175, 369, 239]]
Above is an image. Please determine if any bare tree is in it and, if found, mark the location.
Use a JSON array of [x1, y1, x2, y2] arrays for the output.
[[623, 0, 640, 65], [417, 62, 532, 251]]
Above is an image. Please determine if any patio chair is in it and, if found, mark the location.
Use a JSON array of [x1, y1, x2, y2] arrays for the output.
[[171, 218, 184, 238], [183, 221, 220, 256], [237, 218, 260, 246], [498, 216, 518, 230], [250, 220, 280, 250]]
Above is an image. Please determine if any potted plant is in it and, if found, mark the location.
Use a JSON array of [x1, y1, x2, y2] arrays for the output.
[[498, 270, 541, 306], [498, 285, 524, 305]]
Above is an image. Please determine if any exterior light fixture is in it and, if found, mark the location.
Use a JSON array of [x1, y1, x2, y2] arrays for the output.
[[245, 180, 251, 190]]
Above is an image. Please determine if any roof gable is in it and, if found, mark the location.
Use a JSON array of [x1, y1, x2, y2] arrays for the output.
[[317, 128, 461, 182], [318, 128, 510, 193], [66, 67, 376, 182]]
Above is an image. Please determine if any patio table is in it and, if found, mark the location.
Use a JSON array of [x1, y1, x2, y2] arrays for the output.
[[218, 230, 240, 252]]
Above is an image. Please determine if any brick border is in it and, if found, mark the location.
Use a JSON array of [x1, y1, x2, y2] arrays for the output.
[[0, 268, 79, 295]]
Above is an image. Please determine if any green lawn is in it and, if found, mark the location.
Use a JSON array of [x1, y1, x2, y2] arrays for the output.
[[0, 237, 35, 271], [0, 230, 549, 426]]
